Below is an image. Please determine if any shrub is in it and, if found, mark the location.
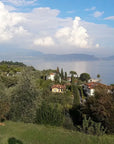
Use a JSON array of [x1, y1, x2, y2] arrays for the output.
[[79, 116, 106, 136], [35, 102, 64, 126]]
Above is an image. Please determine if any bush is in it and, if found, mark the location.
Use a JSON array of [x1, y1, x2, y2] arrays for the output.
[[35, 102, 64, 126], [63, 115, 75, 130], [79, 116, 106, 136]]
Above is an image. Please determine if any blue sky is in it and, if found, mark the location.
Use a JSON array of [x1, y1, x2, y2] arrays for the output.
[[0, 0, 114, 56]]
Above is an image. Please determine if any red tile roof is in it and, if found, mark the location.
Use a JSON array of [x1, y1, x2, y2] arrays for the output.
[[85, 82, 108, 89], [51, 84, 66, 89]]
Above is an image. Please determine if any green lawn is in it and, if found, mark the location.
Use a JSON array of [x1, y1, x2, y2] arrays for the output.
[[0, 121, 114, 144]]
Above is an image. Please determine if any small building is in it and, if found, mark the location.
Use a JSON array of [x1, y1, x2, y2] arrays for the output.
[[67, 76, 71, 82], [51, 84, 66, 93], [83, 82, 108, 96], [88, 78, 101, 83], [47, 73, 56, 81]]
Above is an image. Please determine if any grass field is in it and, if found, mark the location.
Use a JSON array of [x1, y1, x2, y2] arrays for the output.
[[0, 121, 114, 144]]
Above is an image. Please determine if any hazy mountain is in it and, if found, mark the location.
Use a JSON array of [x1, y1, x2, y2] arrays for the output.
[[103, 56, 114, 60], [0, 48, 107, 62], [39, 54, 99, 61]]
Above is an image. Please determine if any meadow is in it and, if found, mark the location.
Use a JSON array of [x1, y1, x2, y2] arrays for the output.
[[0, 121, 114, 144]]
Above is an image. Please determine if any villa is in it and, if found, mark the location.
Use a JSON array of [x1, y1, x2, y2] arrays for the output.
[[51, 84, 66, 93]]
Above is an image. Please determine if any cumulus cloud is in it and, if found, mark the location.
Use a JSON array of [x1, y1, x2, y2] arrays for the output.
[[55, 17, 89, 48], [85, 6, 96, 11], [93, 11, 104, 18], [0, 1, 114, 55], [34, 37, 55, 47], [104, 16, 114, 20], [0, 1, 28, 42]]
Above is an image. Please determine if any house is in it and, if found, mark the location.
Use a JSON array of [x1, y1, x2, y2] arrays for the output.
[[83, 82, 108, 96], [67, 76, 71, 82], [51, 84, 66, 93], [47, 73, 56, 81], [88, 78, 101, 83]]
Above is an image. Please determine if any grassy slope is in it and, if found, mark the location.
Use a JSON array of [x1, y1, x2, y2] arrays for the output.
[[0, 121, 114, 144]]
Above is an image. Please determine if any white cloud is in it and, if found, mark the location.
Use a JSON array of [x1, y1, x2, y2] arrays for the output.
[[85, 6, 96, 11], [1, 0, 37, 6], [104, 16, 114, 20], [0, 1, 114, 55], [56, 17, 90, 48], [4, 5, 16, 11], [93, 11, 104, 18], [0, 1, 28, 42], [34, 37, 55, 46]]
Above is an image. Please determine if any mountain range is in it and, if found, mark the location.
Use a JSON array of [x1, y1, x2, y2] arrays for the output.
[[0, 48, 114, 61]]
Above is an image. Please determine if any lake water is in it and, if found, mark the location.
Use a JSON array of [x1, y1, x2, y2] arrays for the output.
[[24, 59, 114, 85]]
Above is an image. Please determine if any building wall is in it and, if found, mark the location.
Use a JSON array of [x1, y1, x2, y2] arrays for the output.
[[47, 74, 55, 81], [52, 88, 63, 93]]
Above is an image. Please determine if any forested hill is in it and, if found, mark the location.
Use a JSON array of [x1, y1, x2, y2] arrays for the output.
[[0, 61, 26, 66]]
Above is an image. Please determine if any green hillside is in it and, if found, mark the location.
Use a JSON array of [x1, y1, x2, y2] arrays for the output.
[[0, 121, 113, 144]]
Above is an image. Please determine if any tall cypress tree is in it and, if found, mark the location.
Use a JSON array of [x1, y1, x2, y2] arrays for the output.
[[65, 72, 67, 81], [61, 68, 64, 80]]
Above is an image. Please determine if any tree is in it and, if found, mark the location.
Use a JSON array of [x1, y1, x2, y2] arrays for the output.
[[65, 72, 67, 81], [61, 68, 64, 80], [56, 67, 59, 74], [71, 74, 75, 84], [80, 73, 91, 82], [70, 71, 78, 77], [97, 74, 100, 79], [0, 82, 10, 121], [81, 87, 114, 133], [36, 102, 64, 126], [72, 85, 80, 106], [9, 69, 41, 123]]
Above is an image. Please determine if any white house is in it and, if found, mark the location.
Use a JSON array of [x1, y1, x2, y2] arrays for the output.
[[83, 82, 114, 97], [83, 82, 95, 96], [88, 79, 101, 83], [47, 73, 56, 81]]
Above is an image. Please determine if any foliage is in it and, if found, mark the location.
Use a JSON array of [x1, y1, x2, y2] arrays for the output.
[[79, 116, 106, 136], [65, 72, 67, 81], [0, 76, 18, 88], [81, 88, 114, 133], [97, 74, 100, 78], [61, 68, 64, 80], [72, 85, 80, 106], [70, 105, 82, 126], [0, 82, 10, 121], [80, 73, 91, 82], [54, 73, 60, 83], [0, 61, 26, 66], [9, 69, 41, 123], [8, 137, 23, 144], [71, 74, 75, 84], [63, 115, 75, 130], [44, 92, 73, 110], [36, 102, 64, 126], [70, 71, 77, 76]]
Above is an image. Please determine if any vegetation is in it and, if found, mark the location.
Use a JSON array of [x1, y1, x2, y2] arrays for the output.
[[0, 61, 113, 139], [0, 121, 114, 144], [80, 73, 91, 82]]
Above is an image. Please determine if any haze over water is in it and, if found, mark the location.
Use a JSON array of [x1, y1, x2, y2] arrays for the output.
[[23, 59, 114, 85]]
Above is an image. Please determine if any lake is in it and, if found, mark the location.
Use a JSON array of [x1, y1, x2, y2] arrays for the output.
[[23, 59, 114, 85]]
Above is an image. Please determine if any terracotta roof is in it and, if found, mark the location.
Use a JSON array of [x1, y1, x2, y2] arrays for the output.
[[51, 84, 66, 89], [50, 73, 56, 75], [85, 82, 108, 89]]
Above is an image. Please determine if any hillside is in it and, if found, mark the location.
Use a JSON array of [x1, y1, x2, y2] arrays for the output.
[[0, 121, 114, 144]]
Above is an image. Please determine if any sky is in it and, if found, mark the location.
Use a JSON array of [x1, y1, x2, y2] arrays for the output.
[[0, 0, 114, 56]]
